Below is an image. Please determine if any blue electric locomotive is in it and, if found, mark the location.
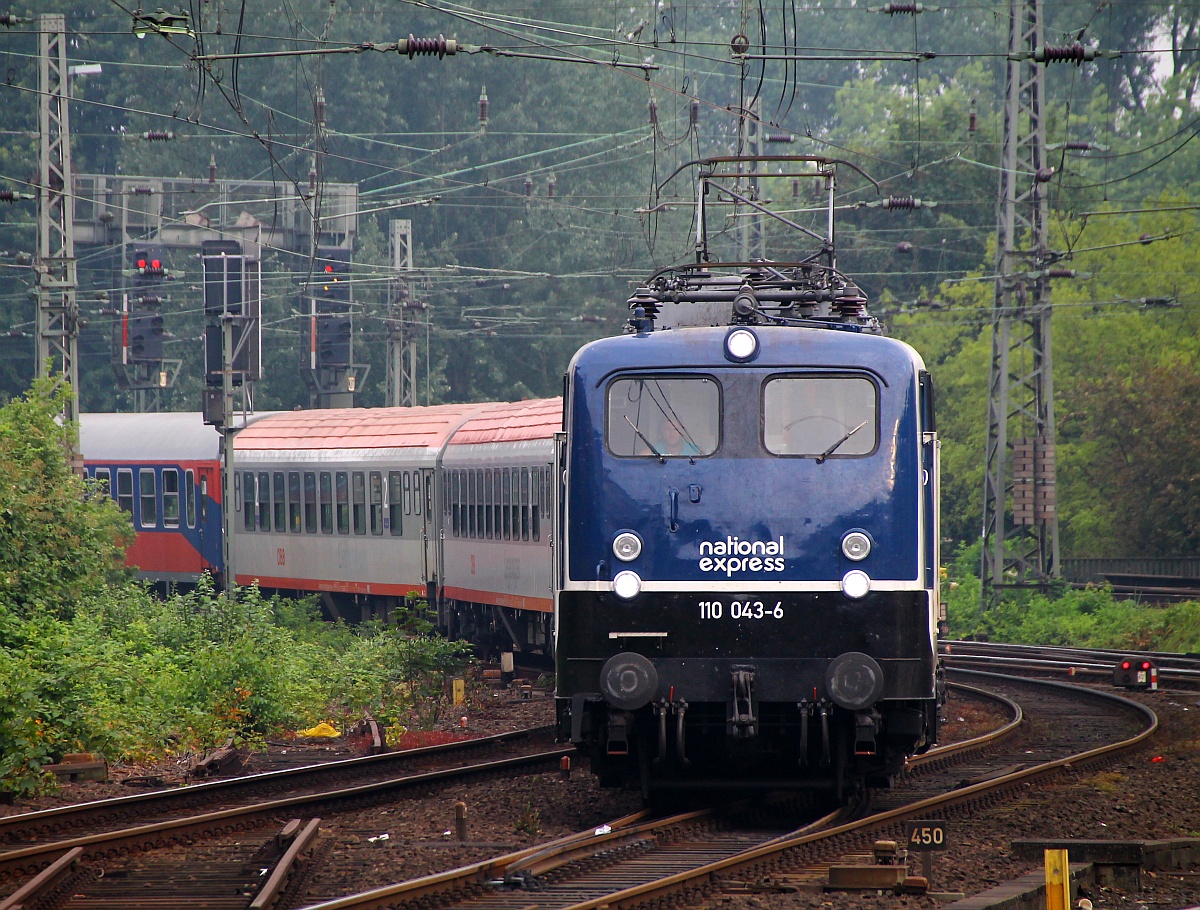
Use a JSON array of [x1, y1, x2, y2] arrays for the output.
[[554, 156, 944, 799]]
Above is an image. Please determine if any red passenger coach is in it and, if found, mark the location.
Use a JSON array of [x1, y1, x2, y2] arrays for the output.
[[440, 398, 561, 654], [230, 404, 480, 621], [79, 412, 225, 583]]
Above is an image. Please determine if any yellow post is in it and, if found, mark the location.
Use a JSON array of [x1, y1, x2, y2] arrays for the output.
[[452, 677, 465, 706], [1044, 849, 1070, 910]]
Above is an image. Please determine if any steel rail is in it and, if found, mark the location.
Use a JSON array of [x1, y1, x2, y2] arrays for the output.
[[0, 724, 555, 843], [545, 672, 1157, 910], [0, 748, 570, 880]]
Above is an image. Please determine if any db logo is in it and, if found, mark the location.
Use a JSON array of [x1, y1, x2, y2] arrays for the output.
[[277, 548, 286, 566]]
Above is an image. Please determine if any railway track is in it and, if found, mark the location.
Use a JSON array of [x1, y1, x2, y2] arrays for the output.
[[0, 726, 568, 908], [285, 672, 1155, 910], [940, 640, 1200, 688]]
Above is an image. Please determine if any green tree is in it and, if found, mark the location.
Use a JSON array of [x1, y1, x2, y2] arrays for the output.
[[0, 376, 133, 625]]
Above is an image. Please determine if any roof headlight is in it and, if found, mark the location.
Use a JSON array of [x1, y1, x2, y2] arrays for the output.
[[841, 569, 871, 599], [613, 531, 643, 562], [724, 328, 759, 362], [612, 570, 643, 600], [841, 530, 872, 561]]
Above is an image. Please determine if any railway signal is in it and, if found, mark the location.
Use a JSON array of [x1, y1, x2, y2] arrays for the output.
[[1112, 657, 1157, 690]]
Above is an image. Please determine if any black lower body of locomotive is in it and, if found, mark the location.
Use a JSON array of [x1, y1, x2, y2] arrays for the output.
[[555, 589, 942, 800]]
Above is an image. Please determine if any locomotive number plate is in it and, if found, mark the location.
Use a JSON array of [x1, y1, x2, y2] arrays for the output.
[[698, 600, 784, 620]]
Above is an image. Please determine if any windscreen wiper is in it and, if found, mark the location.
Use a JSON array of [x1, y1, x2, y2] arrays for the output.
[[816, 420, 868, 464], [624, 415, 666, 463]]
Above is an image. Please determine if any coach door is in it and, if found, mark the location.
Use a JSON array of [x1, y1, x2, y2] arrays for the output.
[[420, 467, 436, 589]]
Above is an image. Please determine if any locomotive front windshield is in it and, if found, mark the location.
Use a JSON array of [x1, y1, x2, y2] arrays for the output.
[[762, 375, 878, 457], [606, 376, 719, 457]]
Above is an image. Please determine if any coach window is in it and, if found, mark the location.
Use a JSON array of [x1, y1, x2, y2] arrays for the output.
[[242, 471, 256, 531], [288, 472, 302, 533], [763, 375, 878, 458], [257, 472, 271, 530], [607, 376, 720, 457], [531, 468, 540, 541], [139, 469, 157, 528], [414, 471, 423, 516], [501, 469, 511, 540], [185, 470, 196, 529], [389, 471, 403, 536], [320, 472, 333, 534], [448, 473, 459, 537], [163, 469, 180, 528], [467, 471, 476, 538], [521, 468, 531, 540], [93, 468, 111, 497], [477, 473, 487, 537], [490, 469, 501, 539], [116, 469, 133, 514], [272, 472, 286, 531], [370, 472, 383, 535], [335, 472, 349, 534], [304, 472, 318, 533], [476, 470, 486, 535], [401, 471, 411, 515], [352, 472, 366, 535]]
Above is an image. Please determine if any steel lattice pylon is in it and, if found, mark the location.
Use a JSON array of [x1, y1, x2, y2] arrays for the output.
[[386, 219, 419, 407], [36, 14, 79, 423], [981, 0, 1060, 601]]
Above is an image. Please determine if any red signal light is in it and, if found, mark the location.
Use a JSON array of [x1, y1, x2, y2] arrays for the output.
[[137, 259, 147, 268], [1121, 660, 1131, 670], [151, 259, 161, 269], [1141, 661, 1152, 670], [324, 265, 333, 273]]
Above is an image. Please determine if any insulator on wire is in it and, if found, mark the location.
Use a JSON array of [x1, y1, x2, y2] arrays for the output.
[[308, 166, 317, 192], [792, 179, 800, 198], [1035, 167, 1056, 183], [314, 89, 326, 127], [968, 100, 977, 133], [140, 130, 174, 141], [547, 175, 556, 198], [689, 97, 700, 128], [896, 241, 914, 254], [208, 154, 217, 185], [397, 34, 458, 58], [0, 13, 29, 27], [880, 195, 932, 210], [879, 2, 929, 14], [765, 133, 794, 143], [478, 86, 489, 126], [524, 177, 533, 197], [648, 99, 658, 127], [1139, 233, 1154, 245], [1033, 43, 1096, 64], [132, 186, 155, 196], [0, 190, 15, 202], [1045, 268, 1076, 279]]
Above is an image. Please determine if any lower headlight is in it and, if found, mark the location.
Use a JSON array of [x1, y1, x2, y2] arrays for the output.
[[612, 570, 642, 599], [841, 569, 871, 599]]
